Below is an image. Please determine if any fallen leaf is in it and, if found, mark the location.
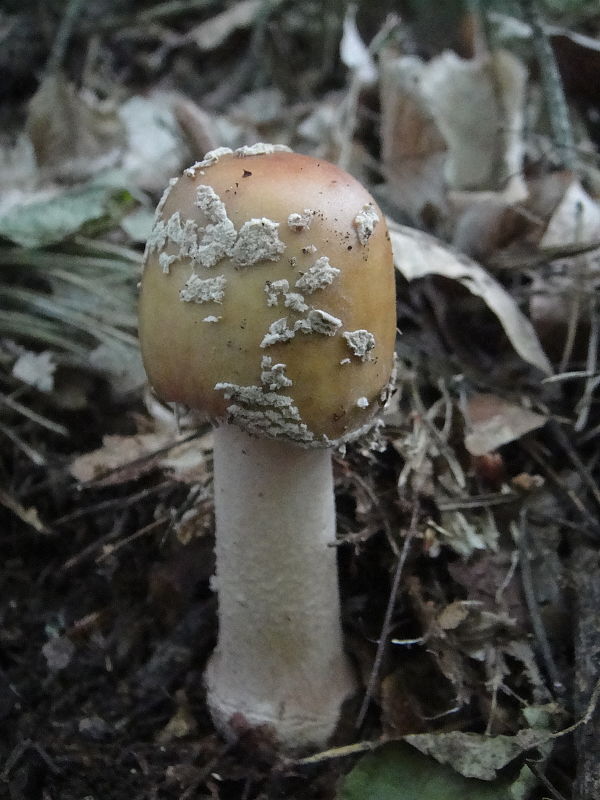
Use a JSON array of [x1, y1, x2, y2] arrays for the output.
[[70, 433, 168, 485], [155, 691, 198, 744], [0, 180, 135, 248], [119, 93, 189, 193], [540, 179, 600, 249], [419, 50, 527, 195], [463, 393, 548, 456], [70, 431, 210, 486], [379, 53, 448, 225], [338, 741, 514, 800], [404, 728, 552, 781], [435, 508, 501, 557], [188, 0, 261, 51], [26, 71, 124, 180], [389, 222, 553, 376]]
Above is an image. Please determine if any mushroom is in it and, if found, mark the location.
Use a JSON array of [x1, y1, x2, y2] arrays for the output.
[[138, 144, 396, 751]]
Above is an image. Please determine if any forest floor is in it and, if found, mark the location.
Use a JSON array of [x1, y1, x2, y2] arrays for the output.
[[2, 1, 600, 798]]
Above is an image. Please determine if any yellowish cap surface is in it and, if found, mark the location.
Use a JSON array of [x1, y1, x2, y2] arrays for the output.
[[138, 145, 396, 445]]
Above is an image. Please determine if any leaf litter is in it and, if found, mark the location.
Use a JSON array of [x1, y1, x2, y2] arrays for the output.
[[2, 2, 600, 799]]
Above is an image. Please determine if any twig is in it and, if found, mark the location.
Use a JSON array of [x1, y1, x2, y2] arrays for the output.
[[52, 480, 173, 526], [61, 509, 132, 571], [575, 293, 599, 432], [355, 502, 418, 729], [549, 420, 600, 512], [45, 0, 87, 73], [526, 761, 569, 800], [522, 439, 600, 538], [437, 492, 518, 511], [572, 544, 600, 799], [95, 516, 169, 562], [0, 391, 69, 437], [559, 203, 587, 374], [77, 0, 219, 34], [0, 486, 50, 534], [76, 430, 206, 488], [519, 0, 576, 170], [337, 11, 399, 170], [0, 420, 46, 466], [289, 738, 381, 766], [515, 510, 564, 696]]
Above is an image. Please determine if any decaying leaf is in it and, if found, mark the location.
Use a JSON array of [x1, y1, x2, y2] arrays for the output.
[[42, 635, 76, 673], [338, 741, 514, 800], [379, 52, 448, 225], [0, 180, 135, 249], [70, 430, 211, 487], [404, 725, 553, 781], [155, 691, 198, 744], [463, 393, 548, 456], [26, 71, 124, 181], [88, 343, 146, 400], [389, 222, 553, 377], [419, 50, 528, 196], [433, 508, 501, 557], [188, 0, 262, 51], [379, 47, 528, 226], [119, 94, 189, 193], [540, 179, 600, 249]]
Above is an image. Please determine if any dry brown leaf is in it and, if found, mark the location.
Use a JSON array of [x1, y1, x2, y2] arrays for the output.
[[26, 71, 124, 180], [437, 600, 471, 631], [389, 222, 552, 377], [70, 433, 169, 485], [379, 52, 447, 225], [70, 432, 210, 486], [463, 393, 548, 456]]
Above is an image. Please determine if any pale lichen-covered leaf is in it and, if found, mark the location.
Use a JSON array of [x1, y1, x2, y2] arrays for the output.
[[338, 742, 514, 800], [389, 222, 553, 376], [0, 182, 135, 248], [404, 729, 553, 780]]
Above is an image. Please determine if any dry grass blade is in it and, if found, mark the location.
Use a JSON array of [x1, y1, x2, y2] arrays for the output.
[[0, 243, 138, 361]]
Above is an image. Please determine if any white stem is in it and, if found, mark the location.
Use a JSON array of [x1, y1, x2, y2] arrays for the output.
[[206, 424, 356, 751]]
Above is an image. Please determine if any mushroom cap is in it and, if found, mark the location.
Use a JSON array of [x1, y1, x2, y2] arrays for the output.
[[138, 145, 396, 445]]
